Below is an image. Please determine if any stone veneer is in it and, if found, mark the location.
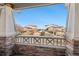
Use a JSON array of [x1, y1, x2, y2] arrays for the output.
[[0, 37, 15, 56], [73, 40, 79, 55], [14, 44, 66, 56], [66, 39, 79, 56]]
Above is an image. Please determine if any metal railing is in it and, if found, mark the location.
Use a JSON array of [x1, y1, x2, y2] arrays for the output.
[[15, 35, 65, 48]]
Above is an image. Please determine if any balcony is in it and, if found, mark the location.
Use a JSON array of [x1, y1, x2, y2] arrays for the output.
[[14, 35, 66, 56]]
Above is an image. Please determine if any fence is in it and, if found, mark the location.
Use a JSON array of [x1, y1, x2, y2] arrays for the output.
[[15, 35, 65, 48]]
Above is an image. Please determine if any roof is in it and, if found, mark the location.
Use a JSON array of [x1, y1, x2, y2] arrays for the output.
[[0, 3, 69, 10], [13, 3, 53, 10]]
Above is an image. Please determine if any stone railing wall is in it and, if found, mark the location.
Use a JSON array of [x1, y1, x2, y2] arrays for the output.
[[14, 35, 66, 56], [15, 35, 65, 48]]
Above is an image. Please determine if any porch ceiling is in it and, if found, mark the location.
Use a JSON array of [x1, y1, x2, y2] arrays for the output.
[[13, 3, 55, 10], [0, 3, 69, 10]]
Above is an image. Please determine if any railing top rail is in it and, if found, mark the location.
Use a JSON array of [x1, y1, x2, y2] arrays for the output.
[[16, 35, 64, 39]]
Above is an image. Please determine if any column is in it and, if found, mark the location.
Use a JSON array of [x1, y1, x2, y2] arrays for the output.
[[65, 3, 79, 56], [0, 4, 16, 56]]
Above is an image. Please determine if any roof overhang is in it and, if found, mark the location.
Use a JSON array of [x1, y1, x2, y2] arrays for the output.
[[13, 3, 55, 10], [0, 3, 69, 10]]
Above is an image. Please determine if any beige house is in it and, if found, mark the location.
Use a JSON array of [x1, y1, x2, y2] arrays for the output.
[[44, 24, 65, 37], [22, 25, 39, 35]]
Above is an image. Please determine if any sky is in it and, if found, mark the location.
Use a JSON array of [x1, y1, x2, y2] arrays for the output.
[[13, 4, 68, 28]]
